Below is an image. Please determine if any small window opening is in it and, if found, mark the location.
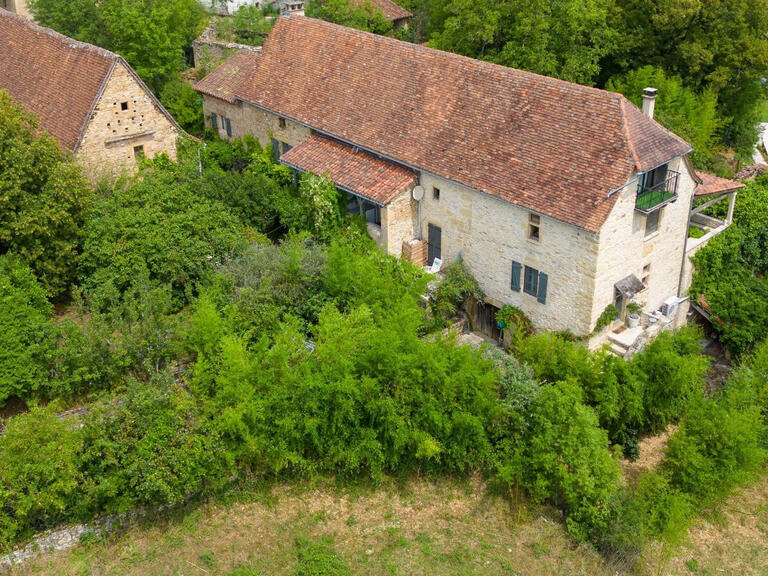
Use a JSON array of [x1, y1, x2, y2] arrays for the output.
[[133, 145, 144, 160], [528, 213, 540, 241], [278, 117, 287, 129], [120, 101, 128, 111], [642, 264, 651, 288], [432, 186, 440, 200]]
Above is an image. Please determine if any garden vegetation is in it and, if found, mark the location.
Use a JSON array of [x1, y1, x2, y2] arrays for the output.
[[0, 103, 766, 573]]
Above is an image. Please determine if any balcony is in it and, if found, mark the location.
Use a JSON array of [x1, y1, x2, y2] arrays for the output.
[[635, 169, 679, 213]]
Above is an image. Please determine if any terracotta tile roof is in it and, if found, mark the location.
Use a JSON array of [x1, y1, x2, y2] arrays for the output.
[[280, 134, 416, 204], [0, 9, 183, 151], [350, 0, 412, 21], [694, 171, 745, 197], [197, 15, 692, 231], [195, 49, 261, 104]]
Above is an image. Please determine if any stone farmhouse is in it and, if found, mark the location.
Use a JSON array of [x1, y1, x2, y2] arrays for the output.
[[0, 10, 183, 179], [195, 15, 742, 337]]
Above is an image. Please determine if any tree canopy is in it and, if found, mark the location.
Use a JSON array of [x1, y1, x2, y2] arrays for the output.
[[0, 91, 91, 297]]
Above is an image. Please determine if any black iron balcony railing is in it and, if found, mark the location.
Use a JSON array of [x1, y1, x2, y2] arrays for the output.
[[636, 170, 679, 213]]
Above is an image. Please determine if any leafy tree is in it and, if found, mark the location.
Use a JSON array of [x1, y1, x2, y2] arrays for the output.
[[29, 0, 207, 92], [607, 66, 721, 167], [0, 408, 83, 549], [690, 178, 768, 355], [0, 91, 91, 297], [0, 256, 56, 406], [79, 155, 246, 308], [306, 0, 394, 35], [159, 78, 205, 136], [606, 0, 768, 153], [216, 6, 276, 46], [430, 0, 616, 85]]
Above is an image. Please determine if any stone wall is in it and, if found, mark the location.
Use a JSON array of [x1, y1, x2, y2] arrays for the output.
[[591, 156, 696, 327], [201, 95, 310, 147], [418, 172, 600, 335], [77, 62, 180, 180], [192, 22, 262, 68], [381, 186, 417, 255]]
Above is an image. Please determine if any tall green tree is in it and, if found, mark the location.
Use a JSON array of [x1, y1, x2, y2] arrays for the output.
[[430, 0, 616, 85], [607, 66, 721, 167], [606, 0, 768, 152], [0, 91, 91, 297], [29, 0, 207, 92], [305, 0, 394, 35]]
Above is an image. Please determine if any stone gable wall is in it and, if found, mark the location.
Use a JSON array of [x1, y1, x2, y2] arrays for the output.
[[77, 62, 179, 180], [592, 156, 696, 326]]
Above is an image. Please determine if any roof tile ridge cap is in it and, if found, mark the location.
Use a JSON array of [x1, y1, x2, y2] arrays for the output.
[[618, 96, 641, 169], [1, 10, 119, 61], [292, 15, 625, 100]]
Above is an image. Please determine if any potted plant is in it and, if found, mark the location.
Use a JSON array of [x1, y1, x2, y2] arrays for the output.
[[626, 302, 643, 328]]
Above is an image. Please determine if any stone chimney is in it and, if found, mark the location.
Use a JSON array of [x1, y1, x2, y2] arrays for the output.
[[642, 87, 658, 119]]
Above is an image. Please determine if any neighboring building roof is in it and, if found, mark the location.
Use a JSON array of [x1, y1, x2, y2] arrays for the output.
[[195, 49, 261, 104], [196, 15, 692, 231], [350, 0, 412, 22], [694, 171, 745, 197], [281, 134, 417, 204], [0, 9, 182, 151], [734, 163, 767, 181]]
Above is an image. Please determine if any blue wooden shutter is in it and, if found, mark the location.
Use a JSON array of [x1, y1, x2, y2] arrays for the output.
[[272, 138, 279, 162], [511, 261, 521, 292], [225, 118, 232, 137], [537, 272, 548, 304], [210, 112, 217, 129]]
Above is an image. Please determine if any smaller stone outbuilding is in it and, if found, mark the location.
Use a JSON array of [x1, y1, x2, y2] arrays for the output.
[[0, 9, 184, 180]]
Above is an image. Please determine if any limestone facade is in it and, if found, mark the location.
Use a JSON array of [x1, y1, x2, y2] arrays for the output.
[[591, 157, 697, 326], [77, 62, 181, 180], [199, 95, 700, 336]]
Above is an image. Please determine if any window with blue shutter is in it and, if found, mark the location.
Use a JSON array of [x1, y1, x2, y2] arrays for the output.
[[537, 272, 548, 304], [511, 261, 521, 291], [272, 138, 279, 162], [210, 112, 217, 129], [225, 118, 232, 137], [523, 266, 539, 296]]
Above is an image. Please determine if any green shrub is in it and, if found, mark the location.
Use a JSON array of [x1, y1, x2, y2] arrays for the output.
[[79, 158, 245, 308], [593, 304, 619, 333], [631, 327, 709, 434], [79, 373, 231, 514], [0, 408, 82, 549], [295, 537, 351, 576], [216, 6, 275, 46], [159, 78, 204, 135], [495, 305, 533, 337], [498, 380, 622, 542], [664, 376, 766, 504], [429, 261, 482, 324], [0, 255, 57, 406]]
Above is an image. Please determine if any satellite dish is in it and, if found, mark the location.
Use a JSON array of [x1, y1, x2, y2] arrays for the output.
[[412, 186, 425, 201]]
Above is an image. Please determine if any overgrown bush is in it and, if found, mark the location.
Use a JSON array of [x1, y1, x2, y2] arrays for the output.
[[429, 261, 482, 324], [0, 408, 82, 548], [79, 373, 231, 514], [498, 380, 622, 542], [0, 255, 57, 406], [664, 377, 766, 504], [79, 156, 246, 308], [295, 537, 351, 576]]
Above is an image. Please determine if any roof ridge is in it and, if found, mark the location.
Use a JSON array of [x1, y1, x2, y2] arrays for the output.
[[279, 15, 625, 103], [0, 8, 118, 62]]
